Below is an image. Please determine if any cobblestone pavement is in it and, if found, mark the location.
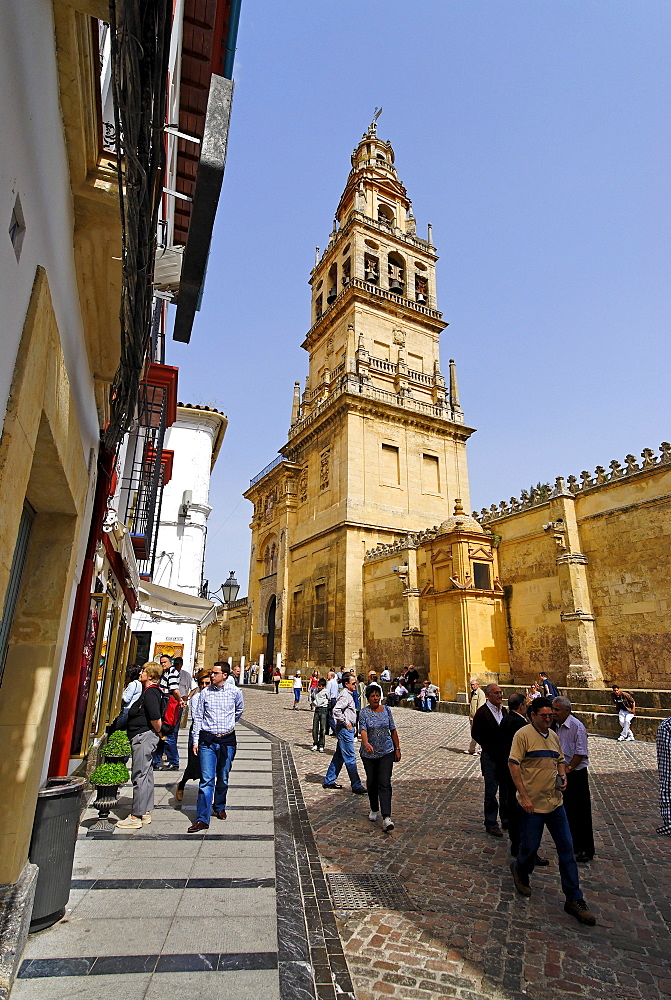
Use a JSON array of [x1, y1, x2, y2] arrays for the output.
[[242, 687, 670, 1000]]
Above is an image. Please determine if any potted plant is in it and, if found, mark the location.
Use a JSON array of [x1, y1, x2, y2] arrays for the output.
[[103, 731, 131, 764], [87, 761, 130, 836]]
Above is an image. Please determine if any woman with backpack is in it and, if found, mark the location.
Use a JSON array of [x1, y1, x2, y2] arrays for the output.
[[359, 683, 401, 832], [117, 662, 164, 830]]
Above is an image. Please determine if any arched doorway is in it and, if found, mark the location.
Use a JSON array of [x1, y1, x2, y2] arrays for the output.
[[264, 595, 276, 683]]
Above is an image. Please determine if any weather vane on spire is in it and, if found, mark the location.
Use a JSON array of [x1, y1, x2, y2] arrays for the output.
[[368, 106, 383, 135]]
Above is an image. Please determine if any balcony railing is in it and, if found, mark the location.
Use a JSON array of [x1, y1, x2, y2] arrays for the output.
[[306, 277, 442, 343], [249, 454, 285, 487], [289, 373, 455, 439], [119, 380, 168, 568]]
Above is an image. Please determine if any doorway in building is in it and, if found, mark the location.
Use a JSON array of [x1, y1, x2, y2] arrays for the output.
[[264, 596, 276, 683]]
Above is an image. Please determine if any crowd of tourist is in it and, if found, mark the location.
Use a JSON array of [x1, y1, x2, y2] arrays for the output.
[[110, 650, 671, 930]]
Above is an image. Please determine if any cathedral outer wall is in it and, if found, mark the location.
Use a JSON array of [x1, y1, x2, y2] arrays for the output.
[[481, 448, 671, 689], [362, 548, 430, 675]]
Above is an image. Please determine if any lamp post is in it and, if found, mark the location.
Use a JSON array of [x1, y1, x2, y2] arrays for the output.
[[205, 571, 240, 607], [221, 570, 240, 605]]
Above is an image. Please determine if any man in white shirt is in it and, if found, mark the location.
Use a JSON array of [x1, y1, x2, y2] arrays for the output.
[[468, 679, 486, 754], [323, 673, 366, 793], [552, 696, 594, 862], [326, 670, 339, 736]]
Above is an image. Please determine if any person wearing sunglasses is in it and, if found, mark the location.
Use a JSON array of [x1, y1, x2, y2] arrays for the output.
[[188, 662, 244, 832]]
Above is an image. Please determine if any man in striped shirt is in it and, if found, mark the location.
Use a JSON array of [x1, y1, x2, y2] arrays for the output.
[[188, 663, 244, 832], [152, 655, 183, 771]]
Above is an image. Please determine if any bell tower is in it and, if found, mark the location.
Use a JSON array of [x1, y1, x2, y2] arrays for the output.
[[245, 115, 475, 675]]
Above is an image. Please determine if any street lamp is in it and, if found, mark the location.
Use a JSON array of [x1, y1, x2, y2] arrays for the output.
[[221, 570, 240, 605]]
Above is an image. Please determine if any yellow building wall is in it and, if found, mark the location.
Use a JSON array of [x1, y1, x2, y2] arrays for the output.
[[0, 270, 90, 884], [491, 463, 671, 688]]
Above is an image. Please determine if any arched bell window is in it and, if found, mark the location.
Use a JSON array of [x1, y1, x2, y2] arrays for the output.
[[387, 251, 405, 295], [327, 263, 338, 304], [377, 203, 394, 227], [364, 253, 379, 285], [415, 273, 428, 304]]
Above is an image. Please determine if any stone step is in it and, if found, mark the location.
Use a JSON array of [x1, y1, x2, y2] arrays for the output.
[[426, 699, 665, 743], [500, 685, 671, 711]]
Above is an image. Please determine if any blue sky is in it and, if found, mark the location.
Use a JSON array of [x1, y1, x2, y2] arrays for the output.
[[167, 0, 671, 596]]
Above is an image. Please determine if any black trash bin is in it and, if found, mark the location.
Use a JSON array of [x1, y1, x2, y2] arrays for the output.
[[29, 776, 86, 932]]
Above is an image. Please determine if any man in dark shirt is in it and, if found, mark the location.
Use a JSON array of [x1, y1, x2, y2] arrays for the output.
[[471, 683, 508, 837], [405, 665, 419, 695], [118, 662, 163, 829]]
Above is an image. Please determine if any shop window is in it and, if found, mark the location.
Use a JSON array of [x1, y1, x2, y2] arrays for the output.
[[473, 562, 491, 590], [133, 630, 152, 665]]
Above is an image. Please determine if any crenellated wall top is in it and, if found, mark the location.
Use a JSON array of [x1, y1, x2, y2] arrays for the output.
[[364, 527, 443, 563], [474, 442, 671, 526]]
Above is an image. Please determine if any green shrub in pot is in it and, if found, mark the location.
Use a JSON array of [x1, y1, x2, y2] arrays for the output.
[[104, 732, 131, 757], [89, 761, 130, 786]]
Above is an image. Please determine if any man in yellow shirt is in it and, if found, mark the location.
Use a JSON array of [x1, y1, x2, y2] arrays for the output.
[[508, 698, 596, 926]]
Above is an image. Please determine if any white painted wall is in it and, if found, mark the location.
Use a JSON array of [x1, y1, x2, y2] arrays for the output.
[[152, 408, 225, 595], [2, 3, 105, 781], [131, 610, 198, 677], [0, 1, 100, 461]]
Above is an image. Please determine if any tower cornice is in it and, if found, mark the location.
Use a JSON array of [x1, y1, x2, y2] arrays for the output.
[[285, 377, 474, 451]]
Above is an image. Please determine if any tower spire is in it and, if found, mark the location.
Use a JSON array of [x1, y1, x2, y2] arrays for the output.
[[366, 106, 383, 136], [291, 381, 301, 426], [449, 358, 462, 419]]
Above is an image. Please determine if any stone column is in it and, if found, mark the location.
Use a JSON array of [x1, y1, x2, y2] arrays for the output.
[[401, 546, 424, 669], [549, 484, 604, 687]]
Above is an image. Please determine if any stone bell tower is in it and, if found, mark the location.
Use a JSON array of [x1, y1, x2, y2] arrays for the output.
[[245, 114, 475, 674]]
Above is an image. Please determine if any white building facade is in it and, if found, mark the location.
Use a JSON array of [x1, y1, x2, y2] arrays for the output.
[[130, 404, 227, 673]]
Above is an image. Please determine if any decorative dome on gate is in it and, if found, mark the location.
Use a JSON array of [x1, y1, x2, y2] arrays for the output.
[[438, 498, 484, 535]]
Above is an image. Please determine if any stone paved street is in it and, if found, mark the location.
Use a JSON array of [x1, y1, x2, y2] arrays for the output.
[[242, 687, 670, 1000]]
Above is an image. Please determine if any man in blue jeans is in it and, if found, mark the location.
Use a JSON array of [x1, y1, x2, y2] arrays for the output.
[[323, 673, 366, 794], [152, 654, 183, 770], [188, 663, 244, 832], [508, 697, 596, 925]]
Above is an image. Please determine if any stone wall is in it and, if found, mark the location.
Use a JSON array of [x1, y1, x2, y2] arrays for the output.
[[478, 445, 671, 688], [362, 547, 429, 674]]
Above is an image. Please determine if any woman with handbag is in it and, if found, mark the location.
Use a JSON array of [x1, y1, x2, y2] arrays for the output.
[[359, 683, 401, 832], [116, 662, 163, 830]]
